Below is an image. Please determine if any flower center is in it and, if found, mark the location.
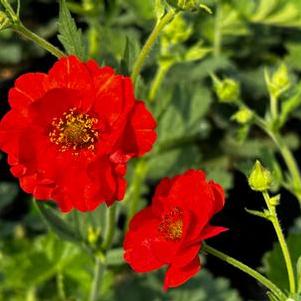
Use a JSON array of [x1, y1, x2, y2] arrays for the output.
[[158, 207, 184, 241], [49, 108, 99, 153]]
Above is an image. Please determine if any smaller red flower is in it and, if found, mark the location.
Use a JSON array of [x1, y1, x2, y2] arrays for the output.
[[123, 169, 227, 290]]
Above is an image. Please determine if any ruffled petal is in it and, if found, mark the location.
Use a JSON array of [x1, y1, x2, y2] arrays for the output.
[[8, 73, 49, 114], [93, 76, 134, 128], [118, 101, 157, 158], [200, 225, 228, 241], [48, 55, 92, 92], [164, 256, 201, 290], [124, 208, 164, 272]]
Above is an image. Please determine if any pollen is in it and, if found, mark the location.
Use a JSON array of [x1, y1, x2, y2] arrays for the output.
[[49, 108, 99, 153], [158, 207, 184, 241]]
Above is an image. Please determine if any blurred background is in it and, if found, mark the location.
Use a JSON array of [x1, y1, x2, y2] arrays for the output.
[[1, 0, 301, 300]]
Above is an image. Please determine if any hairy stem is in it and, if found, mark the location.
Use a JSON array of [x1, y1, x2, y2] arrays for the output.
[[131, 9, 176, 83], [213, 3, 222, 57], [149, 62, 172, 102], [101, 204, 117, 250], [12, 23, 65, 58], [262, 191, 296, 294], [203, 244, 287, 300]]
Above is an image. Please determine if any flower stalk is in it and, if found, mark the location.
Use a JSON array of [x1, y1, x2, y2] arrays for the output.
[[89, 257, 104, 301], [262, 191, 296, 295], [203, 244, 287, 301], [131, 9, 177, 83], [0, 0, 65, 58], [13, 23, 65, 58]]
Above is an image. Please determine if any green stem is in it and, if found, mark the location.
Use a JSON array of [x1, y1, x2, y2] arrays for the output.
[[213, 3, 222, 57], [0, 0, 18, 22], [270, 94, 278, 122], [203, 244, 287, 301], [131, 9, 176, 83], [270, 133, 301, 201], [241, 105, 301, 202], [12, 23, 65, 58], [101, 204, 117, 250], [149, 62, 172, 102], [89, 257, 104, 301], [125, 159, 148, 230], [89, 205, 117, 301], [56, 271, 66, 301], [262, 191, 296, 295]]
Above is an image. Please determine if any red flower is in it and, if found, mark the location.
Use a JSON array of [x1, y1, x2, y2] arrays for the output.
[[0, 56, 156, 212], [124, 169, 226, 290]]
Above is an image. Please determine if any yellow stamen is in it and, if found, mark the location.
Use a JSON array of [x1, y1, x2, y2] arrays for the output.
[[49, 108, 98, 153]]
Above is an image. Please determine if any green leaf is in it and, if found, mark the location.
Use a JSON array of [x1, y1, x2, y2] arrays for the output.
[[36, 202, 81, 244], [106, 248, 124, 266], [119, 37, 130, 75], [58, 0, 86, 59], [251, 0, 301, 27], [148, 84, 212, 179], [279, 85, 301, 127], [109, 269, 241, 301]]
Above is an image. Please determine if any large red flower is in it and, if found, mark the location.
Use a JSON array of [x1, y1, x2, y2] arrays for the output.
[[0, 56, 156, 212], [124, 169, 226, 289]]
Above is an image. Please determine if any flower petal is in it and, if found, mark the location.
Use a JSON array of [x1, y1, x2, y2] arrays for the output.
[[164, 256, 201, 290]]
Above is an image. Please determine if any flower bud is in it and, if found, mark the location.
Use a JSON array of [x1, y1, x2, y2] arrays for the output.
[[213, 77, 240, 103], [248, 160, 272, 192], [272, 64, 290, 92], [87, 226, 100, 245], [265, 64, 291, 97], [0, 11, 11, 30], [162, 14, 192, 45], [231, 107, 253, 124]]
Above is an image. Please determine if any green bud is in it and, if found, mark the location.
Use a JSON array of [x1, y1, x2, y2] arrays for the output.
[[272, 64, 290, 91], [87, 226, 100, 245], [213, 77, 240, 103], [269, 194, 280, 206], [162, 14, 192, 45], [231, 107, 253, 124], [265, 64, 291, 97], [248, 160, 272, 192], [166, 0, 199, 11], [0, 11, 11, 31]]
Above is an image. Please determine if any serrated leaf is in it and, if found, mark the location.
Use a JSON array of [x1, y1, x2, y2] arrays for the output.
[[36, 202, 81, 244], [110, 269, 241, 301], [58, 0, 86, 59]]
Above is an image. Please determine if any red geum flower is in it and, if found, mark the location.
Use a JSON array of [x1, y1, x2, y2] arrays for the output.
[[0, 55, 156, 212], [124, 169, 226, 290]]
